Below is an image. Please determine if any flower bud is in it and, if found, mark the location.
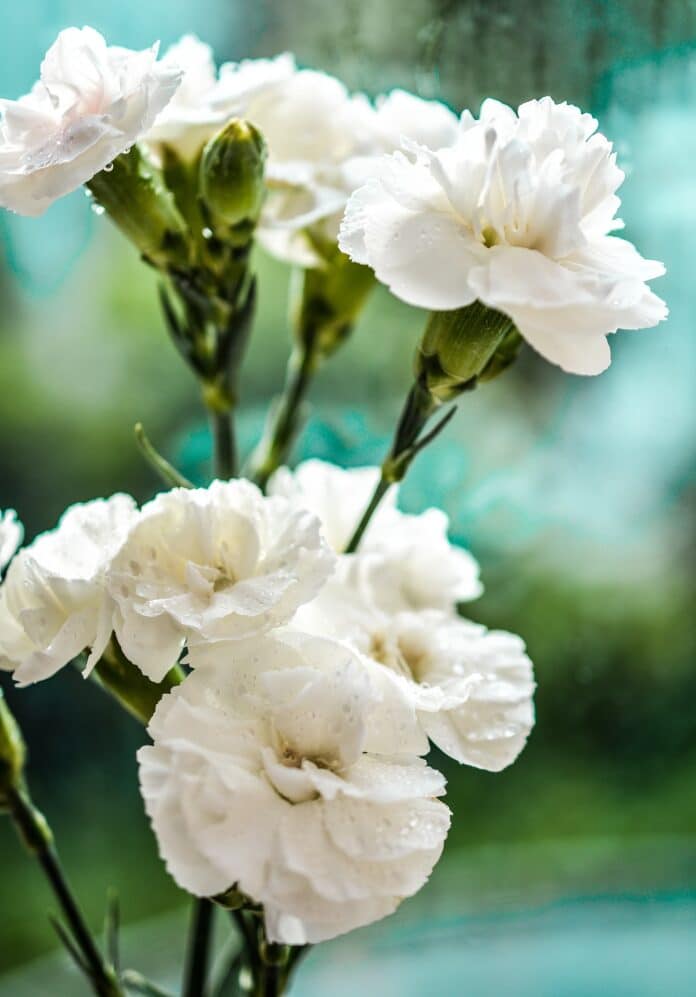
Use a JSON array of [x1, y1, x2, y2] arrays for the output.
[[415, 301, 517, 402], [200, 119, 267, 229], [291, 248, 374, 358], [87, 146, 189, 272], [0, 689, 26, 808]]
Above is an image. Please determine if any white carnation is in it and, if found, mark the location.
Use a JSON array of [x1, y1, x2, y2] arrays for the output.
[[371, 89, 460, 153], [138, 631, 450, 943], [339, 96, 667, 375], [236, 67, 376, 266], [269, 459, 481, 610], [0, 510, 23, 572], [296, 577, 535, 771], [0, 495, 137, 685], [244, 72, 462, 267], [108, 480, 334, 682], [145, 42, 295, 162], [0, 27, 181, 216], [211, 52, 296, 116], [145, 35, 227, 161]]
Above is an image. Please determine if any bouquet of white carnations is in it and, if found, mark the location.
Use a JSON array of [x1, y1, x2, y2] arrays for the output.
[[0, 27, 666, 997]]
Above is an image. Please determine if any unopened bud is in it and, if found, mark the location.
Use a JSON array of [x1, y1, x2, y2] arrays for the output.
[[200, 119, 267, 229], [0, 689, 26, 807], [291, 248, 374, 358], [415, 301, 517, 402]]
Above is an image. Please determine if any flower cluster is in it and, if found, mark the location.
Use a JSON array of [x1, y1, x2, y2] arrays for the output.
[[0, 467, 533, 942], [0, 23, 667, 975], [143, 35, 462, 267], [339, 97, 667, 374], [0, 29, 665, 375]]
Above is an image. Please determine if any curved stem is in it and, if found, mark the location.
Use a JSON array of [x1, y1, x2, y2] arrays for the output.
[[344, 476, 392, 555], [344, 381, 438, 553], [249, 346, 317, 490], [7, 783, 123, 996], [183, 898, 215, 997]]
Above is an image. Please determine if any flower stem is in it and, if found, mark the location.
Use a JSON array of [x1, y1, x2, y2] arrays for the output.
[[344, 476, 393, 555], [91, 641, 184, 726], [183, 898, 216, 997], [344, 380, 439, 553], [249, 345, 317, 490], [210, 407, 237, 479], [6, 782, 123, 996]]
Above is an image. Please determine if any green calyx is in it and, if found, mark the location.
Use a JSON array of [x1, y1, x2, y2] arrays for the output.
[[200, 118, 267, 230], [291, 247, 375, 359], [87, 146, 189, 272], [416, 300, 520, 402]]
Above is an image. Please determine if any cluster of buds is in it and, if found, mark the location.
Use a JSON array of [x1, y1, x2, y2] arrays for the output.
[[89, 119, 268, 434]]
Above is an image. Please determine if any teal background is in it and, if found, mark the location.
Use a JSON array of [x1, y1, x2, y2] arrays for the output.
[[1, 1, 695, 993]]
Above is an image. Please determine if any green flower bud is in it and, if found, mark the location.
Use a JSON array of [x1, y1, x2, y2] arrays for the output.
[[200, 119, 267, 230], [291, 247, 375, 358], [87, 146, 190, 272], [415, 301, 518, 402], [0, 689, 26, 807]]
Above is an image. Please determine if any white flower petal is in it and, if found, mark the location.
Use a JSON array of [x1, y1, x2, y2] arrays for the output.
[[138, 634, 449, 942], [109, 480, 334, 677], [0, 494, 137, 684], [0, 510, 23, 571], [0, 28, 181, 215], [341, 96, 666, 374]]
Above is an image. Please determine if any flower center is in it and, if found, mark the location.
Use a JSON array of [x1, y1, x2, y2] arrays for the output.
[[368, 631, 427, 683]]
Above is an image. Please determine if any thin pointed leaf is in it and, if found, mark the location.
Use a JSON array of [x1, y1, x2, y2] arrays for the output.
[[410, 404, 457, 457], [121, 969, 176, 997], [50, 915, 90, 976], [134, 423, 194, 489], [104, 890, 120, 974]]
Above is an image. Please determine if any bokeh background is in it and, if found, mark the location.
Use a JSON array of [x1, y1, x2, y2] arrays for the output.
[[1, 1, 695, 993]]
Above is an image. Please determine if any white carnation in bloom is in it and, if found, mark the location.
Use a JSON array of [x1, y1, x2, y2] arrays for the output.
[[239, 71, 462, 267], [211, 52, 296, 115], [237, 67, 376, 266], [371, 89, 460, 153], [339, 97, 667, 375], [0, 495, 137, 685], [0, 510, 23, 572], [138, 632, 450, 943], [296, 577, 535, 770], [0, 27, 181, 216], [145, 43, 295, 162], [269, 459, 481, 610], [108, 480, 334, 682], [145, 35, 228, 161]]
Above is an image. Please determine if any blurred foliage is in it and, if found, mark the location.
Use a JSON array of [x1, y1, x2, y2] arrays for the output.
[[0, 0, 695, 981]]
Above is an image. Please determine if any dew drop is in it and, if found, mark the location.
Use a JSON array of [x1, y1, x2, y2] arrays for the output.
[[91, 203, 105, 217], [103, 162, 114, 173]]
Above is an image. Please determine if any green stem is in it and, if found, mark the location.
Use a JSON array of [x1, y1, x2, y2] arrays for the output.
[[6, 783, 123, 996], [91, 641, 184, 726], [344, 380, 438, 554], [210, 407, 237, 479], [183, 898, 216, 997], [249, 345, 317, 490], [344, 476, 393, 555]]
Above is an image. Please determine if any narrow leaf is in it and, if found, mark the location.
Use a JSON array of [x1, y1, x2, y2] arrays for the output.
[[134, 423, 194, 489]]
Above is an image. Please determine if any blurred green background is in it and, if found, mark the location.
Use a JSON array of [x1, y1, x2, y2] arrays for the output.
[[1, 1, 695, 993]]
